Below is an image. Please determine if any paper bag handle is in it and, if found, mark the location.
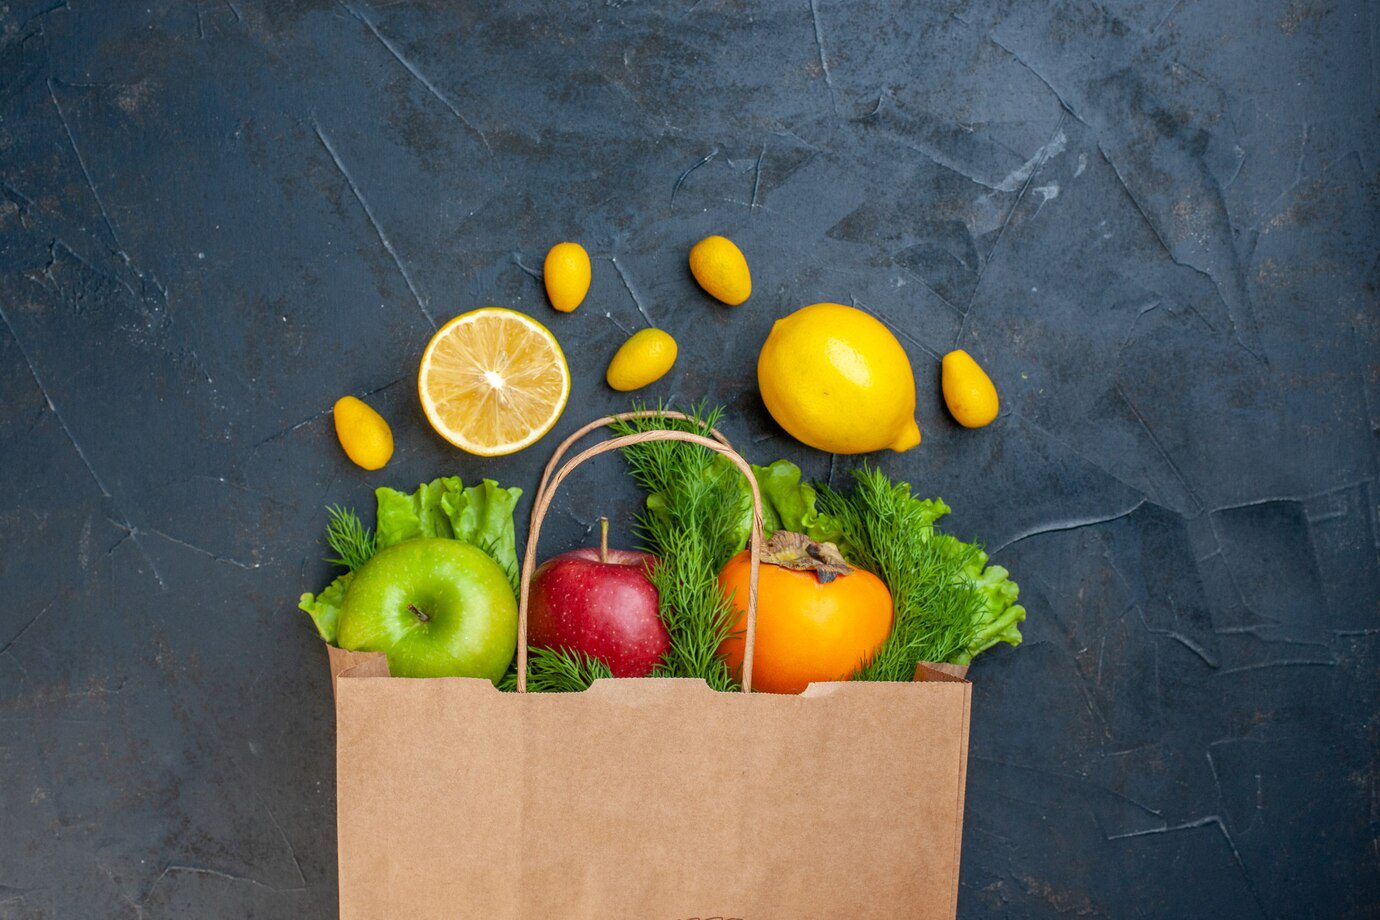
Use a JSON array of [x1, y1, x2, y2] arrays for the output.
[[518, 427, 763, 693], [535, 409, 731, 503]]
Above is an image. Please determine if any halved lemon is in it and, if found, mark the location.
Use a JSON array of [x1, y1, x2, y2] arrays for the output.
[[418, 308, 570, 456]]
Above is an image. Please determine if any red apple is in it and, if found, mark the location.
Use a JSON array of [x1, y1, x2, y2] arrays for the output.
[[528, 519, 668, 677]]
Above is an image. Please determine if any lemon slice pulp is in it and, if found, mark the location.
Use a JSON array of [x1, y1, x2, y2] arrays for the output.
[[417, 308, 570, 456]]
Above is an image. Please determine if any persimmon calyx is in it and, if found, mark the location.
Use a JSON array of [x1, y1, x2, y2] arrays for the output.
[[760, 530, 854, 583]]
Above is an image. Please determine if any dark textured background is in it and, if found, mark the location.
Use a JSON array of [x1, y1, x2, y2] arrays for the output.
[[1, 0, 1377, 916]]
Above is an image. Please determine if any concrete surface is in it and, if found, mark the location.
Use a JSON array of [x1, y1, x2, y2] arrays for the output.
[[1, 0, 1377, 916]]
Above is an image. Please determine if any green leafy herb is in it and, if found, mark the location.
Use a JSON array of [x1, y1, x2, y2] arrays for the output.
[[615, 421, 846, 552], [325, 505, 377, 572], [819, 466, 1025, 676], [500, 646, 614, 693], [610, 403, 744, 691], [298, 405, 1027, 686], [819, 469, 978, 677]]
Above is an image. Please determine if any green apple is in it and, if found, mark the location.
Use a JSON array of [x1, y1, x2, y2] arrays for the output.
[[337, 538, 516, 681]]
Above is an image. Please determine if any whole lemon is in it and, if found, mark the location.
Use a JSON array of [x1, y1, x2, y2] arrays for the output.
[[689, 235, 751, 305], [941, 349, 999, 427], [543, 242, 591, 312], [757, 303, 921, 454], [607, 328, 678, 391], [333, 395, 394, 470]]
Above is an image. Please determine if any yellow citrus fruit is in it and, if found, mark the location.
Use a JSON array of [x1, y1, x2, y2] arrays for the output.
[[606, 328, 678, 391], [941, 349, 999, 428], [689, 235, 751, 305], [333, 396, 394, 470], [757, 302, 921, 454], [543, 242, 590, 313], [417, 308, 570, 456]]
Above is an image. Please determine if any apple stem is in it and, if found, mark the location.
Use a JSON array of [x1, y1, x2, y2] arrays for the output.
[[599, 516, 609, 564], [408, 603, 430, 623]]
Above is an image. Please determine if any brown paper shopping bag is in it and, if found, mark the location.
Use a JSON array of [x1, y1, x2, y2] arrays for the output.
[[334, 415, 972, 920]]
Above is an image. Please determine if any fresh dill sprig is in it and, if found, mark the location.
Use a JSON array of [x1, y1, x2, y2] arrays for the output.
[[610, 403, 744, 691], [818, 467, 985, 680], [324, 505, 377, 572], [499, 646, 613, 693]]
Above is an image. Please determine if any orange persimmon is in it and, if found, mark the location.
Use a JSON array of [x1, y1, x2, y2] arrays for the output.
[[717, 549, 893, 694]]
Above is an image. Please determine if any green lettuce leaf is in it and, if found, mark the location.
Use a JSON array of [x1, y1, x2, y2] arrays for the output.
[[374, 476, 522, 591], [298, 572, 352, 646], [910, 495, 953, 536], [440, 480, 523, 591], [714, 459, 850, 552], [752, 460, 846, 544], [933, 534, 1026, 665], [951, 558, 1026, 664], [375, 476, 464, 547]]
